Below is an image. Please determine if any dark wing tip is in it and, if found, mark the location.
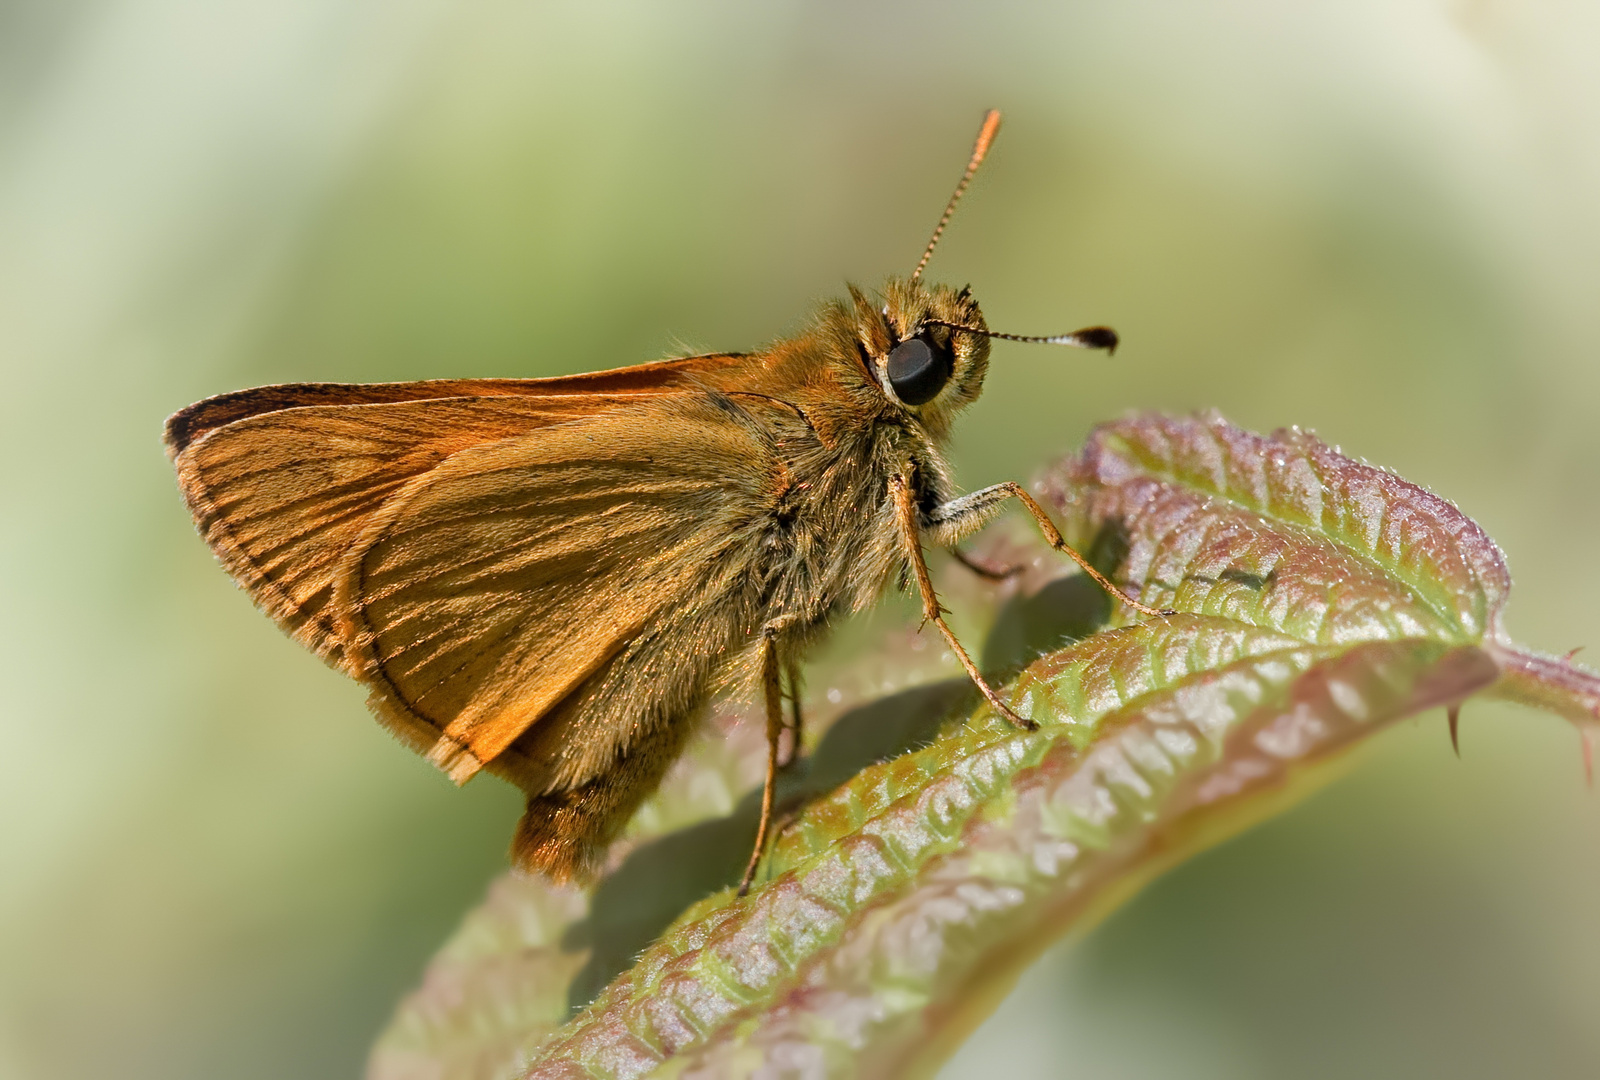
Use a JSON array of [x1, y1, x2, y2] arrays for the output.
[[164, 400, 210, 458], [162, 383, 403, 459]]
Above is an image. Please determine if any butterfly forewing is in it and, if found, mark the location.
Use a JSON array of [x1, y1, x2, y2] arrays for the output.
[[164, 355, 751, 669]]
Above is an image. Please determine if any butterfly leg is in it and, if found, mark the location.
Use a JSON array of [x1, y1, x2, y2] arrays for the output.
[[738, 631, 787, 896], [949, 545, 1023, 580], [780, 656, 804, 769], [890, 473, 1036, 732], [927, 482, 1169, 619]]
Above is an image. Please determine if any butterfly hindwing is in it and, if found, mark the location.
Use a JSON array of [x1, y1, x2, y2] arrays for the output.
[[336, 394, 786, 782]]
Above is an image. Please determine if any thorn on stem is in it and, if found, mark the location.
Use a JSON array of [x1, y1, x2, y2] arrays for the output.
[[1565, 645, 1586, 663], [1447, 705, 1461, 757]]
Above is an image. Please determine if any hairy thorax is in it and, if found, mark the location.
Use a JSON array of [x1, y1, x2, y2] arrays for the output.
[[751, 401, 949, 648]]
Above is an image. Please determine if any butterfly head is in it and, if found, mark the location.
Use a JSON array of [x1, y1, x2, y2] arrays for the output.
[[868, 277, 990, 422], [811, 111, 1118, 441], [840, 276, 1117, 437]]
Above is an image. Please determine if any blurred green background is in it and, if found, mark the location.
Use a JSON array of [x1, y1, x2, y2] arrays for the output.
[[3, 1, 1598, 1077]]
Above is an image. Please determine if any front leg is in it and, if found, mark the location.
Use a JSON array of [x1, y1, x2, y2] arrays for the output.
[[926, 481, 1168, 619], [890, 473, 1036, 732]]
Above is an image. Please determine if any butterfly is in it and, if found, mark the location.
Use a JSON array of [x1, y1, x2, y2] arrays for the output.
[[165, 110, 1160, 894]]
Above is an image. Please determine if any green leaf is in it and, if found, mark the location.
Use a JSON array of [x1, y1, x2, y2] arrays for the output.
[[368, 412, 1599, 1080]]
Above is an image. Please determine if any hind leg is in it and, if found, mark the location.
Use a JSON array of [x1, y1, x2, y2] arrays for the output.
[[780, 656, 804, 769], [737, 632, 786, 896]]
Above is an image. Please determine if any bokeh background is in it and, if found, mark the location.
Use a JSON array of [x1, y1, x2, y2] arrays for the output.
[[4, 1, 1599, 1077]]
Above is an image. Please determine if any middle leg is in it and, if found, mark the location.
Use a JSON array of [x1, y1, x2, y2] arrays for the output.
[[890, 473, 1037, 732], [949, 545, 1023, 581]]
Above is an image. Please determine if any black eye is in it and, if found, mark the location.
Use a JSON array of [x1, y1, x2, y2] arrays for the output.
[[885, 335, 953, 406]]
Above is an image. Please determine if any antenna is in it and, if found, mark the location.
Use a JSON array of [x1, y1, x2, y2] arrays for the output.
[[923, 319, 1119, 355], [910, 109, 1002, 283]]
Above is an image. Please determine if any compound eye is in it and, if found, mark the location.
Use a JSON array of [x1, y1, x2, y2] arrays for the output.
[[885, 335, 953, 406]]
